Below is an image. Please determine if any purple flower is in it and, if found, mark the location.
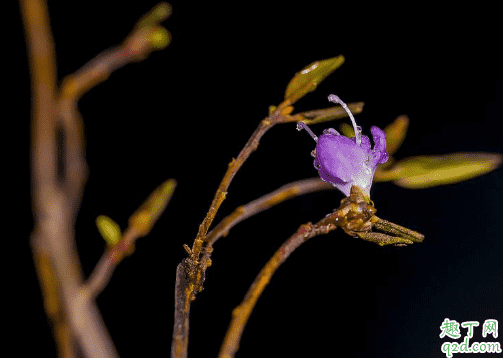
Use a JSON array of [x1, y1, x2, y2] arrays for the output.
[[298, 95, 388, 197]]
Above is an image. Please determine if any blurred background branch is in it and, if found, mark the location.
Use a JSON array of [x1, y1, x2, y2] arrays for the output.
[[23, 1, 171, 357]]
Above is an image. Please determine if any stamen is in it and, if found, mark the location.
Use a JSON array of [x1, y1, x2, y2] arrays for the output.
[[328, 94, 362, 146], [296, 122, 318, 142]]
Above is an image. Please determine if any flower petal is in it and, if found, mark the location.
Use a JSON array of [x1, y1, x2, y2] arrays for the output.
[[357, 134, 372, 152], [314, 131, 375, 196], [370, 126, 389, 165]]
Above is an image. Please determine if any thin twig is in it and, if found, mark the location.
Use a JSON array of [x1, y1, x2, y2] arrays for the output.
[[82, 227, 142, 299], [57, 3, 171, 211], [84, 179, 176, 299], [58, 2, 171, 103], [206, 177, 333, 247], [192, 106, 287, 250], [184, 104, 298, 302], [218, 216, 339, 358]]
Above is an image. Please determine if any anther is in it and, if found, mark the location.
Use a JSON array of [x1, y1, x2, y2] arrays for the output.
[[296, 122, 318, 142]]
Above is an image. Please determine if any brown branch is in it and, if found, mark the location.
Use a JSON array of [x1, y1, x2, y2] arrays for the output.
[[218, 216, 339, 358], [171, 260, 192, 358], [58, 2, 171, 103], [184, 104, 298, 301], [206, 177, 333, 247], [84, 179, 176, 299], [192, 105, 288, 251], [57, 2, 170, 218], [82, 227, 143, 299]]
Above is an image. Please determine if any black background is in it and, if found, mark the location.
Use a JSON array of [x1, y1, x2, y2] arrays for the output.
[[14, 1, 503, 357]]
